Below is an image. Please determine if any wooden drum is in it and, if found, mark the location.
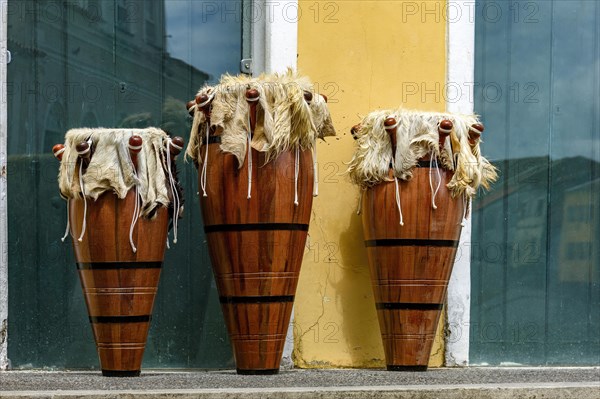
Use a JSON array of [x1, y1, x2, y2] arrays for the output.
[[349, 112, 495, 371], [54, 129, 184, 376], [362, 119, 464, 370], [202, 145, 313, 374], [188, 78, 331, 374]]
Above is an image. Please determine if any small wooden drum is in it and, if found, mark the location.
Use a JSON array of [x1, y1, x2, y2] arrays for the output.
[[54, 128, 184, 376]]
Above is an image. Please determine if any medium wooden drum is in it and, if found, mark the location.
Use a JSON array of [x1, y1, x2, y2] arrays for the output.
[[54, 129, 184, 376], [349, 111, 496, 371]]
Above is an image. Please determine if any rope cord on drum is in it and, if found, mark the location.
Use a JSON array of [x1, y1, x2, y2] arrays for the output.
[[166, 137, 182, 245], [61, 201, 71, 242], [200, 122, 209, 197], [429, 152, 442, 210], [77, 160, 88, 242], [197, 91, 214, 198], [312, 137, 318, 197], [126, 138, 143, 253], [294, 146, 300, 206], [61, 151, 73, 241], [392, 155, 404, 226], [461, 194, 468, 227], [246, 110, 254, 199]]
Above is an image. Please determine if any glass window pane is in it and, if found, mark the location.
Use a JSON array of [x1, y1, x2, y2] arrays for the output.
[[471, 0, 600, 365], [7, 0, 244, 369]]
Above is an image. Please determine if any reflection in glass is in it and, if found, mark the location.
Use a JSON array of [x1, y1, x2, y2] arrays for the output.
[[7, 0, 242, 369], [471, 0, 599, 365]]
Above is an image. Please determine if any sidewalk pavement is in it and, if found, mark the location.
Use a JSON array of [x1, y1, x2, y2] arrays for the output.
[[0, 367, 598, 398]]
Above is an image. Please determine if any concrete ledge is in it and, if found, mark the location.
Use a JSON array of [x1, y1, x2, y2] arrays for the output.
[[1, 368, 598, 398], [1, 383, 599, 399]]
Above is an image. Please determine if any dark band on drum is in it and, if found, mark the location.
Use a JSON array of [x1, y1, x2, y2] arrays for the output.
[[89, 315, 152, 323], [102, 370, 142, 377], [416, 160, 442, 168], [219, 295, 295, 304], [236, 369, 279, 375], [376, 303, 444, 311], [204, 223, 310, 233], [364, 239, 459, 248], [76, 262, 162, 270], [201, 135, 222, 145]]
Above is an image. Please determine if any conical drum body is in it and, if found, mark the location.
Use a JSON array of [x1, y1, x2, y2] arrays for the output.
[[362, 164, 464, 370], [69, 191, 168, 376], [200, 141, 314, 374]]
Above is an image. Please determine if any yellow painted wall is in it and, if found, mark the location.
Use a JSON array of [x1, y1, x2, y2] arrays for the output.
[[295, 0, 448, 368]]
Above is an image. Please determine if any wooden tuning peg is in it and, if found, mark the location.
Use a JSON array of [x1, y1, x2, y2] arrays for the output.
[[384, 117, 399, 158], [350, 124, 361, 140], [304, 91, 313, 104], [438, 119, 453, 149], [169, 136, 184, 158], [186, 100, 196, 116], [76, 141, 91, 167], [52, 144, 65, 161], [469, 123, 484, 146], [128, 135, 143, 170], [246, 89, 259, 135]]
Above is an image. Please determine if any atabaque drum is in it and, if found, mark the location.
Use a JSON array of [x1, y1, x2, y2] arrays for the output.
[[55, 128, 184, 376], [186, 72, 335, 374], [348, 110, 496, 370]]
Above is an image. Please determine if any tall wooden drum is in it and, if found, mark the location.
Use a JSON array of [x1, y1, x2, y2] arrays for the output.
[[54, 128, 184, 376], [348, 111, 496, 370], [186, 73, 335, 374]]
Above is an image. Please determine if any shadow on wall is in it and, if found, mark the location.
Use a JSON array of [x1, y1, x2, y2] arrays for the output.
[[333, 192, 386, 367]]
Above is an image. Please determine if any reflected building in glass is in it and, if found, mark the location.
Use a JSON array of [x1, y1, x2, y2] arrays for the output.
[[7, 0, 209, 154]]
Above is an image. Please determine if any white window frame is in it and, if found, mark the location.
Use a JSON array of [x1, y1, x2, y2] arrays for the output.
[[445, 0, 476, 367], [250, 0, 298, 75], [0, 0, 8, 371]]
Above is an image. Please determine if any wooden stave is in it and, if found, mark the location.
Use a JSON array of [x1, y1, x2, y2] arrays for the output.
[[69, 190, 168, 376], [199, 141, 314, 373], [362, 164, 464, 370]]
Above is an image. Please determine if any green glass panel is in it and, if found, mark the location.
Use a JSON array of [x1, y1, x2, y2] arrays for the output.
[[471, 0, 600, 365], [7, 0, 244, 369]]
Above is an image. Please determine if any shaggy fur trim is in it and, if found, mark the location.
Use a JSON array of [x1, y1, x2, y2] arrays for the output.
[[186, 70, 336, 167], [347, 108, 497, 198], [58, 128, 171, 217]]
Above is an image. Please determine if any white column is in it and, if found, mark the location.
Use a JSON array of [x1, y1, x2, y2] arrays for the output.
[[253, 0, 298, 74], [251, 0, 299, 368], [445, 0, 476, 367], [0, 0, 9, 371]]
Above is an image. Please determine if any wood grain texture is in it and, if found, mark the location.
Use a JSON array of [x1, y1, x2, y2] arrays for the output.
[[199, 141, 314, 374], [68, 190, 168, 376], [362, 163, 464, 370]]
